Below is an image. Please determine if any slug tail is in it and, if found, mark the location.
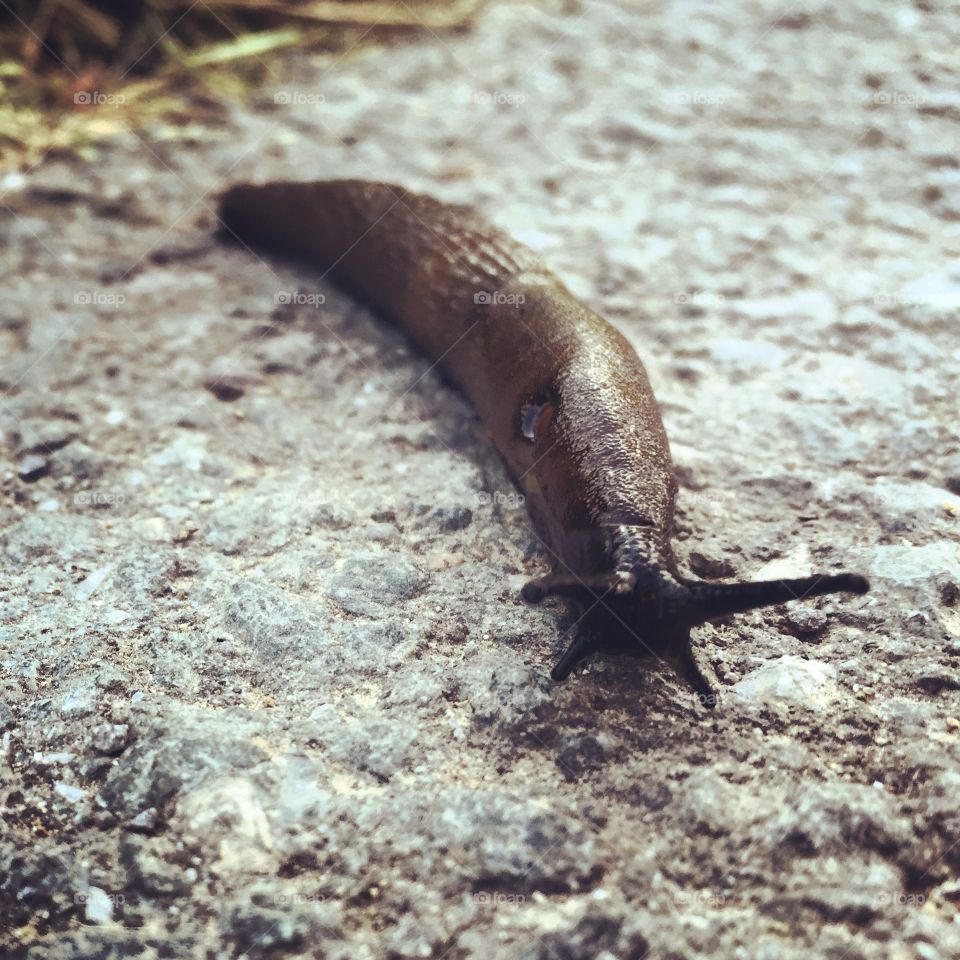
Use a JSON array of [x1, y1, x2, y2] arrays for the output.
[[677, 572, 869, 627]]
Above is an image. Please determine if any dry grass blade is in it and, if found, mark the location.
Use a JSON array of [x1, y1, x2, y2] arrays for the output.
[[57, 0, 121, 46], [0, 0, 486, 172], [192, 0, 486, 29], [179, 28, 304, 68]]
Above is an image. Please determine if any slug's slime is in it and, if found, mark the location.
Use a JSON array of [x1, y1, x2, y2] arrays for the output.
[[218, 179, 869, 699]]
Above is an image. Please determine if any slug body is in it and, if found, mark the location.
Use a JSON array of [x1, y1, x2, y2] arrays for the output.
[[219, 180, 868, 696]]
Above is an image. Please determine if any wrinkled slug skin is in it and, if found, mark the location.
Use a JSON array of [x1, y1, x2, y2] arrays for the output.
[[218, 179, 869, 690], [219, 180, 677, 574]]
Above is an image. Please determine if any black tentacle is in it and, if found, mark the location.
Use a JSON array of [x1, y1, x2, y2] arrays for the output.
[[522, 522, 870, 695], [673, 572, 870, 627]]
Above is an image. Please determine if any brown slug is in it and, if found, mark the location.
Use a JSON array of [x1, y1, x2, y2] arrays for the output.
[[217, 179, 869, 699]]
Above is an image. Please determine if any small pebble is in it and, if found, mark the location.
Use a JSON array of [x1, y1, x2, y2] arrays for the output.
[[17, 455, 49, 482], [16, 420, 78, 455], [425, 506, 473, 532], [91, 722, 130, 755], [783, 607, 829, 639], [54, 782, 87, 803], [82, 886, 114, 925], [688, 551, 737, 579], [364, 521, 397, 542], [732, 656, 839, 708], [915, 670, 960, 694], [126, 808, 159, 832], [204, 375, 254, 401], [76, 566, 112, 602]]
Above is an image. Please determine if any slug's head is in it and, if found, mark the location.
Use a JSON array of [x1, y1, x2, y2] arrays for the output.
[[522, 533, 870, 702]]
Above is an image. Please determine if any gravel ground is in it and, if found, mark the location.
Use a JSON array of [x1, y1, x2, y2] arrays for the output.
[[2, 0, 960, 957]]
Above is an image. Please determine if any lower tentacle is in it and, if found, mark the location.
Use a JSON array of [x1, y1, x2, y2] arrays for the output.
[[522, 523, 870, 694]]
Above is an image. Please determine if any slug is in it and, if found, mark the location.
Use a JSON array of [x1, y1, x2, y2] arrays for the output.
[[217, 180, 869, 698]]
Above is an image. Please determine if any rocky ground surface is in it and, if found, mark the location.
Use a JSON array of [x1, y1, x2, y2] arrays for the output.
[[2, 0, 960, 957]]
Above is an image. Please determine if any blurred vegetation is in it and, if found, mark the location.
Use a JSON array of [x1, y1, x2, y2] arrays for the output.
[[0, 0, 483, 170]]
